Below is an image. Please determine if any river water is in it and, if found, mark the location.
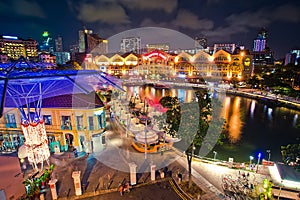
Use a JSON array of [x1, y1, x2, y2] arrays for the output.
[[123, 85, 300, 163]]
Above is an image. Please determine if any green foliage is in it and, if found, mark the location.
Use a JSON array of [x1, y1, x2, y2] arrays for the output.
[[254, 179, 273, 200], [281, 143, 300, 167], [23, 165, 55, 197], [159, 96, 181, 137]]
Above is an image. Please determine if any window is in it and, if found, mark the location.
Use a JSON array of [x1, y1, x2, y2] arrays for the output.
[[76, 115, 84, 130], [5, 114, 16, 128], [62, 116, 72, 130], [88, 116, 94, 130], [43, 115, 52, 125], [97, 115, 104, 129]]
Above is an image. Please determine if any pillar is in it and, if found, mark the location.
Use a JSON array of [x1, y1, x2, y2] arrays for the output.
[[150, 165, 156, 181], [72, 171, 82, 196], [49, 179, 58, 200], [129, 162, 137, 185]]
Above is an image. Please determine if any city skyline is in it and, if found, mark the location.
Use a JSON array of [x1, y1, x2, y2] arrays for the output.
[[0, 0, 299, 59]]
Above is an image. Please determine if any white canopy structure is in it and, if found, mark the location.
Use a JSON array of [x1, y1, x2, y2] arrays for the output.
[[135, 130, 158, 144]]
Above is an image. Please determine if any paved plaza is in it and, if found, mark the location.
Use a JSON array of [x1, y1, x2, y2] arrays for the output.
[[1, 106, 282, 200]]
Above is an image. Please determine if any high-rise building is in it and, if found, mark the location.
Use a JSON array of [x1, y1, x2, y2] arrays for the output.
[[0, 35, 38, 60], [213, 43, 236, 54], [251, 28, 274, 67], [53, 52, 70, 65], [285, 49, 300, 65], [195, 37, 207, 49], [55, 36, 63, 52], [40, 31, 54, 52], [78, 29, 107, 54], [253, 28, 267, 52], [120, 37, 141, 54]]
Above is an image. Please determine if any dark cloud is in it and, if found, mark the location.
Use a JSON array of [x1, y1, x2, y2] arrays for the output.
[[202, 2, 300, 43], [121, 0, 177, 13], [0, 0, 46, 18], [69, 0, 130, 24], [171, 10, 214, 30]]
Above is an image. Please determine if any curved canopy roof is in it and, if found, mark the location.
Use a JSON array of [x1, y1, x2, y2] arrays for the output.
[[0, 57, 124, 118]]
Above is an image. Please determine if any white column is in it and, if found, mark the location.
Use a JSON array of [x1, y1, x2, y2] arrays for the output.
[[49, 179, 58, 200], [150, 165, 156, 181], [129, 162, 137, 185], [72, 171, 82, 196]]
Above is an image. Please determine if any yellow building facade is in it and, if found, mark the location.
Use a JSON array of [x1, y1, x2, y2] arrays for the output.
[[0, 93, 106, 153], [90, 49, 253, 82]]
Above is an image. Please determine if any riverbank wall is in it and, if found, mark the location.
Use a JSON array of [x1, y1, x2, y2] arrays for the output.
[[226, 89, 300, 111]]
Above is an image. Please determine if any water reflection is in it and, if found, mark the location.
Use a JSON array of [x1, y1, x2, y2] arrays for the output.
[[293, 114, 298, 127], [250, 100, 256, 118], [222, 96, 243, 143], [267, 108, 273, 120], [123, 85, 300, 161]]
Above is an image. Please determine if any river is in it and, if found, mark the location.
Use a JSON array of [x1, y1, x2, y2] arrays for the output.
[[123, 85, 300, 163]]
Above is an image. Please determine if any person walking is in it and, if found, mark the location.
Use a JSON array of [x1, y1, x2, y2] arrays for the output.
[[119, 185, 123, 196]]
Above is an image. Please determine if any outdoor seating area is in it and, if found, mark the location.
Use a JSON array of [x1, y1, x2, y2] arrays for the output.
[[110, 91, 178, 153]]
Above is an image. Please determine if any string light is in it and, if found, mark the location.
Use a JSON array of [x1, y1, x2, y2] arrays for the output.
[[21, 119, 50, 167]]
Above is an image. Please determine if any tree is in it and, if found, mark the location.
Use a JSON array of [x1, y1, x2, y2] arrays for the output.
[[158, 90, 225, 188], [281, 143, 300, 169]]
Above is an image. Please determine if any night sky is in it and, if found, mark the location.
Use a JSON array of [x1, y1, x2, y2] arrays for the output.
[[1, 0, 299, 59]]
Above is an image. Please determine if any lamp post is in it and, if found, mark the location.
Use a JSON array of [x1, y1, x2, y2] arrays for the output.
[[249, 156, 254, 170], [126, 113, 131, 138], [192, 143, 196, 159], [256, 153, 261, 173], [213, 151, 217, 161], [249, 156, 254, 165], [266, 150, 271, 161], [144, 114, 148, 160]]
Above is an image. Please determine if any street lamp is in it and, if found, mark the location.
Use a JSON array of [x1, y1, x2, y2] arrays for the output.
[[249, 156, 254, 164], [249, 156, 254, 170], [256, 153, 261, 173], [266, 150, 271, 161], [191, 143, 196, 159], [213, 151, 217, 161]]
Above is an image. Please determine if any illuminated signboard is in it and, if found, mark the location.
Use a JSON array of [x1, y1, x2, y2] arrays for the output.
[[145, 52, 167, 60]]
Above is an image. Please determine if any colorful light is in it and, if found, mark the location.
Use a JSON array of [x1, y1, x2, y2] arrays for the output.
[[22, 119, 50, 170], [3, 35, 18, 40]]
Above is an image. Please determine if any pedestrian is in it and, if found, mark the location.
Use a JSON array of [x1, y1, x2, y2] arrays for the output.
[[119, 185, 123, 196]]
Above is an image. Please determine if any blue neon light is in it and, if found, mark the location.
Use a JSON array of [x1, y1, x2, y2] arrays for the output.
[[3, 35, 18, 40]]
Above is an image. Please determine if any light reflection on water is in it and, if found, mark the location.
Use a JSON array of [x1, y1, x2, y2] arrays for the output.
[[123, 85, 300, 161], [224, 97, 243, 143]]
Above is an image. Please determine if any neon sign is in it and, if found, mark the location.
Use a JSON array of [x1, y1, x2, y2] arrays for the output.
[[145, 52, 167, 60]]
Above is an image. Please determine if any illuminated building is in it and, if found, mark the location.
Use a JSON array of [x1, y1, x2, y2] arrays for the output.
[[146, 43, 170, 52], [285, 49, 300, 65], [91, 49, 253, 82], [120, 37, 141, 54], [213, 43, 236, 54], [39, 52, 56, 67], [0, 92, 106, 154], [0, 52, 9, 63], [53, 52, 70, 65], [0, 35, 38, 60], [40, 31, 54, 52], [251, 28, 274, 67], [195, 36, 207, 49], [55, 36, 63, 52], [253, 28, 267, 52], [78, 29, 107, 54]]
